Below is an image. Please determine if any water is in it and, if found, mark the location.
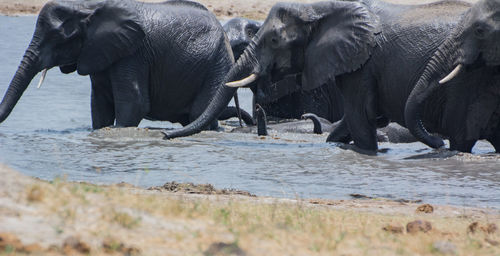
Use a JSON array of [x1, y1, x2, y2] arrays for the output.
[[0, 15, 499, 208]]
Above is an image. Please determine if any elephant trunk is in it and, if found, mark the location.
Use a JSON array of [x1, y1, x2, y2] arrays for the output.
[[164, 39, 259, 139], [0, 45, 40, 123], [404, 35, 461, 148]]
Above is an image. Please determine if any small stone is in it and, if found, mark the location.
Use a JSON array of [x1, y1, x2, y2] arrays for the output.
[[468, 222, 479, 233], [406, 220, 432, 233], [432, 241, 457, 255], [204, 242, 246, 256], [416, 204, 434, 213], [382, 224, 404, 234], [27, 185, 44, 202]]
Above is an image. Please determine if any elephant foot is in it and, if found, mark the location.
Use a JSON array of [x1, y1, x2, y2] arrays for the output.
[[326, 118, 351, 143]]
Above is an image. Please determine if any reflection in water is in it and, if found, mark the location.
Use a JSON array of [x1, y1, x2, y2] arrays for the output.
[[0, 16, 499, 208]]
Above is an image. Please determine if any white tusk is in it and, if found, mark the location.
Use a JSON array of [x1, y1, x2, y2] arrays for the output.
[[37, 69, 48, 89], [225, 74, 257, 88], [438, 64, 462, 84]]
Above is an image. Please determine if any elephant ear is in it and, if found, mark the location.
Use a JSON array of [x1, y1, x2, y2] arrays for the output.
[[302, 1, 380, 91], [77, 0, 145, 75]]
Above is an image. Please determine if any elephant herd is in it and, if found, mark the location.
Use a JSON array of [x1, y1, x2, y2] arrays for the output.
[[1, 0, 500, 155]]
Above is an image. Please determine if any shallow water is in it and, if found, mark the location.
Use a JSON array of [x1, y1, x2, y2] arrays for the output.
[[0, 16, 499, 208]]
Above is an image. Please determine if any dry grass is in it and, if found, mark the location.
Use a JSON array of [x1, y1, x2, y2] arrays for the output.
[[0, 165, 498, 255]]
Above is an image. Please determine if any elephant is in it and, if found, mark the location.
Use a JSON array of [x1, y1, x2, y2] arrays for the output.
[[223, 17, 345, 124], [404, 0, 500, 153], [162, 0, 389, 140], [229, 104, 319, 135], [327, 0, 500, 153], [300, 113, 419, 143], [233, 106, 416, 143], [165, 0, 496, 154], [0, 0, 253, 130], [223, 17, 262, 62]]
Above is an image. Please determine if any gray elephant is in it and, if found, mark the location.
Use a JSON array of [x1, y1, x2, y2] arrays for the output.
[[404, 0, 500, 153], [301, 113, 418, 143], [223, 17, 345, 124], [165, 0, 499, 154], [162, 0, 388, 140], [0, 0, 252, 130], [223, 17, 262, 62], [327, 0, 500, 153], [234, 107, 415, 143]]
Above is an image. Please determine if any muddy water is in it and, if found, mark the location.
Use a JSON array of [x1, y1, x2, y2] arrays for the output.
[[0, 15, 499, 208]]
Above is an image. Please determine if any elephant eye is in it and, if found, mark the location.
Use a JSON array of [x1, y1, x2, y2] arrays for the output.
[[246, 28, 255, 38]]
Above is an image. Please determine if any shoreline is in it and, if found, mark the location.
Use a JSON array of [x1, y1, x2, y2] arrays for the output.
[[0, 0, 312, 19], [0, 0, 475, 19], [1, 164, 499, 255]]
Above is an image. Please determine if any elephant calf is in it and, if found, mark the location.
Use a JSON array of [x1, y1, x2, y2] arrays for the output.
[[0, 0, 252, 130]]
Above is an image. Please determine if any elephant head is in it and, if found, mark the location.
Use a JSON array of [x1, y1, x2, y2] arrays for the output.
[[0, 0, 145, 123], [405, 0, 500, 149], [223, 17, 261, 61], [164, 0, 379, 139]]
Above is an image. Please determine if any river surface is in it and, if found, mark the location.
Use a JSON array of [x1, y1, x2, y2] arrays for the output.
[[0, 15, 499, 208]]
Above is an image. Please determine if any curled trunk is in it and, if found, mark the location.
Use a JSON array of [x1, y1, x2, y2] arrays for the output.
[[404, 36, 460, 149], [0, 48, 39, 123], [163, 39, 259, 139]]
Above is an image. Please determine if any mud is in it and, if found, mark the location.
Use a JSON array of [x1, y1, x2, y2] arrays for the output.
[[149, 181, 256, 197]]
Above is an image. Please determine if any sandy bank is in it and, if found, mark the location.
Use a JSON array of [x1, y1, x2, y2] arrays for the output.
[[0, 0, 473, 19], [0, 164, 499, 255]]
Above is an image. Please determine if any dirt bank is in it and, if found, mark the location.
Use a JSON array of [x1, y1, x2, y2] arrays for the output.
[[0, 0, 473, 19], [0, 164, 499, 255]]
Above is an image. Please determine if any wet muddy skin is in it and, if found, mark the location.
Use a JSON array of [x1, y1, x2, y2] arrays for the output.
[[1, 16, 499, 208]]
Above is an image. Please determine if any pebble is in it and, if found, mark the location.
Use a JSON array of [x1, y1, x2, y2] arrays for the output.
[[406, 220, 432, 233]]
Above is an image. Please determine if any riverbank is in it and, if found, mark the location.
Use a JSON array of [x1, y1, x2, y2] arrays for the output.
[[0, 0, 312, 19], [0, 0, 472, 19], [1, 164, 498, 255]]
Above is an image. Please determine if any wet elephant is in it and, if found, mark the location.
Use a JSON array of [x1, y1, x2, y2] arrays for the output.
[[162, 0, 382, 140], [233, 107, 416, 143], [0, 0, 252, 130], [404, 0, 500, 152]]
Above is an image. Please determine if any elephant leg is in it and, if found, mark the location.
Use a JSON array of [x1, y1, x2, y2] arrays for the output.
[[338, 75, 378, 152], [487, 132, 500, 153], [326, 117, 351, 143], [449, 139, 475, 153], [109, 57, 151, 127], [90, 74, 115, 129]]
